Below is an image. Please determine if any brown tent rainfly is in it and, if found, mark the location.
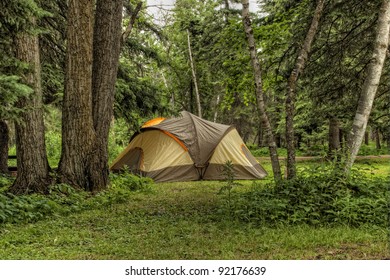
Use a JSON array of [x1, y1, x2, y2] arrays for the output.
[[110, 111, 267, 182]]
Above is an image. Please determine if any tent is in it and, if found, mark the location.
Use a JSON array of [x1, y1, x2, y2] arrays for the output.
[[110, 111, 267, 182]]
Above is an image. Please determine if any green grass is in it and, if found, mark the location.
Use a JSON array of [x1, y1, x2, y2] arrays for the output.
[[0, 177, 389, 260]]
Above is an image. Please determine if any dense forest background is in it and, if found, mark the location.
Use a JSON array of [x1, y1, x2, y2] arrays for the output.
[[0, 0, 389, 193]]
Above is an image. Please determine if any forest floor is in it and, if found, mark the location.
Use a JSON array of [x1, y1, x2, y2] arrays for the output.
[[0, 159, 388, 260]]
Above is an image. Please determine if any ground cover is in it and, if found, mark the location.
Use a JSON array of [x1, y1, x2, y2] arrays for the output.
[[0, 159, 388, 260]]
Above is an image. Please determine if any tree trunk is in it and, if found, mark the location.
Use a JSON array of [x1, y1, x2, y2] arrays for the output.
[[10, 23, 51, 194], [187, 29, 202, 118], [0, 120, 9, 175], [387, 130, 390, 150], [339, 128, 344, 149], [345, 0, 390, 174], [285, 0, 325, 179], [375, 128, 382, 150], [241, 0, 282, 182], [58, 0, 97, 190], [328, 117, 340, 159], [364, 131, 369, 145], [213, 94, 220, 122], [90, 0, 123, 192], [257, 122, 264, 147]]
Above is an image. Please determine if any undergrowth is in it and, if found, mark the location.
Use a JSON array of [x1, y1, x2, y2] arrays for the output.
[[0, 172, 153, 224], [1, 164, 388, 228], [222, 165, 389, 227]]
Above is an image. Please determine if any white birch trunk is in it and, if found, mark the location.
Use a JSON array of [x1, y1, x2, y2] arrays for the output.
[[241, 0, 282, 182], [345, 0, 390, 174], [285, 0, 325, 179]]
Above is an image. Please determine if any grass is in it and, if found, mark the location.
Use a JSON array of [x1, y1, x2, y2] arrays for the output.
[[0, 170, 389, 260]]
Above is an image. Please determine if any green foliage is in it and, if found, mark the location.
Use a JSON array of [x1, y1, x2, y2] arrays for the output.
[[219, 160, 242, 216], [45, 130, 61, 167], [108, 118, 132, 163], [0, 176, 13, 191], [0, 192, 56, 224], [224, 166, 389, 227], [0, 173, 154, 225], [0, 179, 388, 259], [249, 146, 288, 157], [0, 0, 52, 124], [0, 75, 33, 120], [357, 143, 389, 156]]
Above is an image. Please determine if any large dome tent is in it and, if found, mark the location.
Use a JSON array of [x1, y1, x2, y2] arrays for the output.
[[110, 111, 267, 182]]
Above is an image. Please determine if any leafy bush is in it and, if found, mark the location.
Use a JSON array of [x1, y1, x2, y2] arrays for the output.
[[224, 165, 389, 227], [358, 143, 388, 156], [249, 147, 289, 157], [0, 173, 154, 224], [0, 193, 57, 223], [0, 175, 13, 191], [299, 143, 327, 157], [45, 131, 62, 167], [91, 172, 153, 207]]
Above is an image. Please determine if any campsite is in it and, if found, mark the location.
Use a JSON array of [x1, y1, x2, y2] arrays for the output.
[[0, 0, 389, 263]]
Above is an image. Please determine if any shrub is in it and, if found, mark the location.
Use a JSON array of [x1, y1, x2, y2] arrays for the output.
[[225, 165, 389, 227], [0, 175, 13, 191], [0, 173, 154, 224]]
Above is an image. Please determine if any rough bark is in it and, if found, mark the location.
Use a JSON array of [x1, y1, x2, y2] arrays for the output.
[[0, 120, 9, 174], [58, 0, 97, 190], [10, 25, 51, 194], [187, 29, 202, 118], [91, 0, 123, 192], [285, 0, 325, 179], [328, 117, 340, 159], [345, 0, 390, 174], [241, 0, 282, 182]]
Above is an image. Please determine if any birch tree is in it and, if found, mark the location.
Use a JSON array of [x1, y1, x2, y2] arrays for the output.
[[241, 0, 282, 182], [345, 0, 390, 174], [285, 0, 325, 179]]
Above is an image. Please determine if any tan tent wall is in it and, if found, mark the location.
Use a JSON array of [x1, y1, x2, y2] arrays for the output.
[[110, 130, 199, 182], [203, 129, 267, 180]]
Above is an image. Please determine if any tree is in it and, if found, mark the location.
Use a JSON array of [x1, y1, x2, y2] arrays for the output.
[[0, 120, 9, 174], [241, 0, 282, 182], [328, 117, 340, 158], [0, 0, 51, 192], [10, 17, 51, 194], [285, 0, 325, 179], [59, 0, 125, 191], [187, 28, 202, 118], [90, 0, 123, 191], [0, 76, 32, 176], [58, 0, 96, 189], [345, 0, 390, 174]]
